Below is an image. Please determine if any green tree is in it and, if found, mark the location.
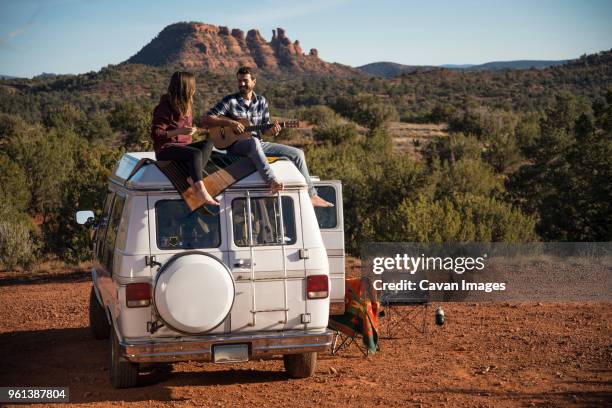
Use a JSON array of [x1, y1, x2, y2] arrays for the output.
[[392, 196, 463, 242], [333, 95, 399, 129], [436, 158, 502, 198], [508, 92, 612, 240], [0, 153, 30, 213], [0, 215, 36, 271], [109, 100, 154, 150], [43, 142, 121, 263], [313, 123, 359, 145]]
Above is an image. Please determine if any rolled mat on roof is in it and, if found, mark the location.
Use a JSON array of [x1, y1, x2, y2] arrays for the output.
[[139, 152, 282, 212]]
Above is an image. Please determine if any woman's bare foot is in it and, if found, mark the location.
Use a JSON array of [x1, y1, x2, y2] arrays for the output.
[[311, 195, 334, 207], [194, 180, 219, 206], [269, 179, 284, 194]]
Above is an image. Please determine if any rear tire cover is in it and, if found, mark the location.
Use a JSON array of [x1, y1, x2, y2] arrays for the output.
[[154, 252, 234, 334]]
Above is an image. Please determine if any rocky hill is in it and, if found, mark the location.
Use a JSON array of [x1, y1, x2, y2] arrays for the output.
[[359, 58, 573, 78], [356, 62, 427, 77], [127, 22, 357, 76]]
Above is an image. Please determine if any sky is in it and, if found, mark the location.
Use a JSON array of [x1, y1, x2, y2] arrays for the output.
[[0, 0, 611, 78]]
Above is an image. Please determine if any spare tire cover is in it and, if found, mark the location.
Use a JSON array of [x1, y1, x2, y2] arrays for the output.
[[154, 252, 234, 334]]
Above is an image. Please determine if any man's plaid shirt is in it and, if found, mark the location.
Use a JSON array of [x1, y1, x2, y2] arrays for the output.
[[206, 92, 271, 139]]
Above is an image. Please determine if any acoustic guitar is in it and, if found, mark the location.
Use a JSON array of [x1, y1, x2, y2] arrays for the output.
[[206, 117, 301, 149]]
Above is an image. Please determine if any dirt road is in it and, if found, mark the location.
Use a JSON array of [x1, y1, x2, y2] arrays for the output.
[[1, 267, 610, 407]]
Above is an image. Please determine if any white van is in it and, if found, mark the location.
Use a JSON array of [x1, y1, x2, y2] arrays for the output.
[[77, 152, 345, 388]]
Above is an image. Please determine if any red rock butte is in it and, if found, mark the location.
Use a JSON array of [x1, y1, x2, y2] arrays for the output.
[[127, 22, 356, 75]]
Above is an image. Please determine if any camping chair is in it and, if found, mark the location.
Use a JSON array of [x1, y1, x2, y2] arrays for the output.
[[328, 277, 380, 357], [379, 302, 429, 339], [377, 272, 430, 339]]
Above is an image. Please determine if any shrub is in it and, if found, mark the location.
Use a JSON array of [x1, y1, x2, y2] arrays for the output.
[[0, 215, 36, 271], [0, 153, 30, 212], [296, 105, 340, 127], [390, 194, 536, 243], [333, 95, 399, 129], [313, 123, 359, 145]]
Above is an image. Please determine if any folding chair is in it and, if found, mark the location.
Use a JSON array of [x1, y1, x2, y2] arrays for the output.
[[377, 271, 430, 339], [379, 302, 429, 339], [328, 277, 380, 357]]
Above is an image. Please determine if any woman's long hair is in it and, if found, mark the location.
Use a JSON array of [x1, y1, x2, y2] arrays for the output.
[[167, 71, 196, 117]]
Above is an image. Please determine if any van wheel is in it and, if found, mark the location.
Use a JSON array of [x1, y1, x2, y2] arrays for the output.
[[283, 352, 317, 378], [110, 328, 139, 388], [89, 286, 110, 339]]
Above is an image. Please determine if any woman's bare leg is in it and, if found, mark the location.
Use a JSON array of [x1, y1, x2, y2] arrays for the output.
[[187, 177, 219, 206]]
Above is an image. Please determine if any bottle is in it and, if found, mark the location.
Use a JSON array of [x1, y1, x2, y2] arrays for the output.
[[435, 306, 445, 326]]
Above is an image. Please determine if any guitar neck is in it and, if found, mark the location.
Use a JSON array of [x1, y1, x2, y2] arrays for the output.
[[244, 122, 284, 132]]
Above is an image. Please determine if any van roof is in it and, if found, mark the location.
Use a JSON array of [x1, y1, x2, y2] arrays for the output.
[[109, 151, 308, 191]]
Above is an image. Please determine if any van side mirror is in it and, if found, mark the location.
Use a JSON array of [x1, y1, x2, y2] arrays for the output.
[[76, 210, 95, 226]]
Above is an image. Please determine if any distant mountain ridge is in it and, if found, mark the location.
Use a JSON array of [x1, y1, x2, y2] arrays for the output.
[[126, 22, 358, 76], [359, 58, 571, 77], [355, 62, 430, 77], [468, 59, 569, 70]]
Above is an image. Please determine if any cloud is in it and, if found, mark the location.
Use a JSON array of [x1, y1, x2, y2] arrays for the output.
[[0, 2, 42, 50]]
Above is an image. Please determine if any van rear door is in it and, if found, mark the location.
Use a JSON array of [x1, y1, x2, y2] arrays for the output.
[[147, 195, 229, 335], [313, 181, 345, 315], [225, 190, 308, 332]]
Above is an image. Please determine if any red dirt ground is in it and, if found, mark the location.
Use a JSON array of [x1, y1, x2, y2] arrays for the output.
[[1, 266, 610, 407]]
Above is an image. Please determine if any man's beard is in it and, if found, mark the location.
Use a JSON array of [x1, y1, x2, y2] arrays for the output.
[[239, 86, 250, 96]]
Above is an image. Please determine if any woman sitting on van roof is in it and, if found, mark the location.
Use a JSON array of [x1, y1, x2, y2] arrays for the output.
[[151, 71, 219, 206]]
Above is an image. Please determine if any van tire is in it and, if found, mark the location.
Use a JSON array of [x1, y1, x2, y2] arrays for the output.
[[283, 352, 317, 378], [89, 286, 110, 340], [110, 328, 139, 388]]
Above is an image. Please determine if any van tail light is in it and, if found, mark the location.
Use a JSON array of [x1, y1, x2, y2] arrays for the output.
[[126, 283, 151, 308], [307, 275, 328, 299]]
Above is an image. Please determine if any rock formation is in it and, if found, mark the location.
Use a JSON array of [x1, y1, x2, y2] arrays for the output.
[[127, 22, 357, 76]]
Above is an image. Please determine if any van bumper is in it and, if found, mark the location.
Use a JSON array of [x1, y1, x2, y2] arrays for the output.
[[120, 329, 333, 363]]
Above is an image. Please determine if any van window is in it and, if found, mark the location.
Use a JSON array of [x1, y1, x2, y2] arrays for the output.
[[155, 201, 221, 249], [232, 197, 296, 247], [102, 194, 125, 274], [95, 192, 114, 262], [314, 186, 337, 228]]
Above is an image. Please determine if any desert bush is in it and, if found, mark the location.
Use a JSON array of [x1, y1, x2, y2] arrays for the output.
[[0, 153, 30, 212], [508, 91, 612, 240], [313, 123, 359, 145], [453, 194, 537, 242], [427, 102, 457, 124], [390, 194, 536, 243], [306, 130, 429, 253], [392, 196, 463, 242], [43, 142, 121, 264], [436, 158, 503, 198], [0, 216, 36, 271], [333, 95, 399, 129], [109, 100, 154, 150], [424, 132, 482, 165], [296, 105, 341, 127]]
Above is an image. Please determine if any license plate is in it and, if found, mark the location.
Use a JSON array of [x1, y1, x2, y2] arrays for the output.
[[213, 344, 249, 363]]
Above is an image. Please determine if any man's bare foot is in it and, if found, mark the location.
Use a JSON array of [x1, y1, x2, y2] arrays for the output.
[[194, 181, 219, 206], [311, 195, 334, 207], [269, 179, 284, 194]]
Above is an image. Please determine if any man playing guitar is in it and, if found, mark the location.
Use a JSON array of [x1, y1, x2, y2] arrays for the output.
[[201, 66, 333, 207]]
